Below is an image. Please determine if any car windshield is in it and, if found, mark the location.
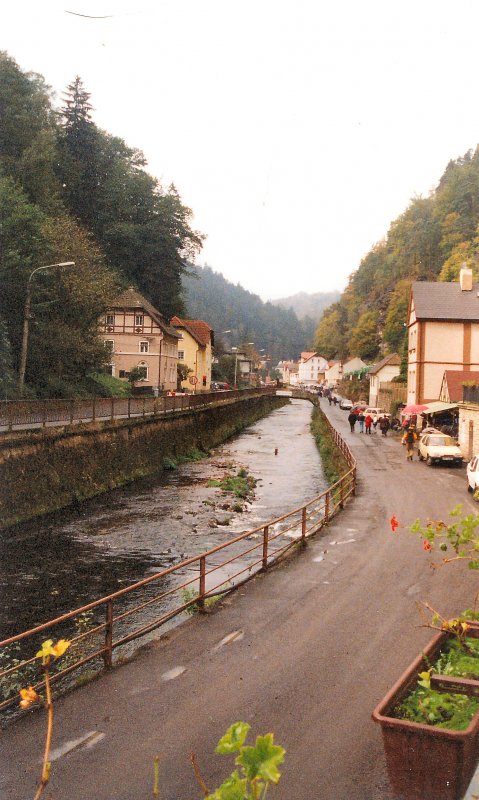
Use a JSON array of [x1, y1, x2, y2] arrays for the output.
[[428, 436, 454, 446]]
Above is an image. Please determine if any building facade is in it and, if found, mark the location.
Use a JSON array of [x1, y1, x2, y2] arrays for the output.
[[170, 317, 214, 392], [407, 268, 479, 404], [368, 354, 401, 406], [298, 353, 329, 385], [100, 287, 180, 393]]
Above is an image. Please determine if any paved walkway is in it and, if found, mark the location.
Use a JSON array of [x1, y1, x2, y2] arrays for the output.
[[2, 399, 479, 799]]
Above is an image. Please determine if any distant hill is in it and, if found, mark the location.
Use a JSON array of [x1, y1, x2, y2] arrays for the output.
[[182, 265, 316, 362], [272, 291, 341, 320]]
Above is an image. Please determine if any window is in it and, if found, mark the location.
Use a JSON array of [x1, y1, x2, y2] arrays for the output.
[[104, 339, 114, 353], [178, 350, 185, 361], [135, 314, 144, 327], [106, 314, 114, 327], [137, 366, 148, 380], [119, 370, 126, 378], [139, 340, 149, 353]]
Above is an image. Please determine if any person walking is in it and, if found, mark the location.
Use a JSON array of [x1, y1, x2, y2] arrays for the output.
[[403, 425, 417, 461], [379, 416, 390, 436], [365, 414, 373, 434], [348, 411, 357, 433], [358, 411, 365, 433]]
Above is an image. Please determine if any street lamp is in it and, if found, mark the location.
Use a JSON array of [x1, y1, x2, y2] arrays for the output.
[[231, 346, 239, 390], [18, 261, 75, 394]]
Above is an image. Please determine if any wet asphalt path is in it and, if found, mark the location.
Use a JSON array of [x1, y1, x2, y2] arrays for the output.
[[2, 397, 479, 800]]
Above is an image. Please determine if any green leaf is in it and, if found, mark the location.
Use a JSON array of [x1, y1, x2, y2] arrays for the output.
[[236, 733, 285, 784], [216, 722, 251, 754], [206, 771, 249, 800], [468, 560, 479, 570]]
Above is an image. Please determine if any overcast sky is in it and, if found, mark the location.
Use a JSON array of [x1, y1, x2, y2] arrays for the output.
[[3, 1, 479, 301]]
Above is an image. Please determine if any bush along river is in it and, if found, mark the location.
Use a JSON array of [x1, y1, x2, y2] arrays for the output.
[[0, 400, 327, 664]]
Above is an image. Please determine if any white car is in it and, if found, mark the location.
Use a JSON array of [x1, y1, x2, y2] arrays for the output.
[[418, 433, 463, 467], [467, 456, 479, 492], [339, 398, 353, 410], [364, 407, 389, 421]]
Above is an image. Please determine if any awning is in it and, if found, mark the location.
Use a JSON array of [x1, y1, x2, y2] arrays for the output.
[[423, 401, 458, 415]]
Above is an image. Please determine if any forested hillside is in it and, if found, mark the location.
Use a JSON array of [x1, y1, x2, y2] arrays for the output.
[[182, 265, 314, 362], [0, 53, 202, 397], [315, 147, 479, 361]]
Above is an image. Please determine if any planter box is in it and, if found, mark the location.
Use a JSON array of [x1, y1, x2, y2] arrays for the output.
[[372, 628, 479, 800]]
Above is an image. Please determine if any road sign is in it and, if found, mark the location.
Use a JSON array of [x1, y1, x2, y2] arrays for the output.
[[189, 376, 198, 385]]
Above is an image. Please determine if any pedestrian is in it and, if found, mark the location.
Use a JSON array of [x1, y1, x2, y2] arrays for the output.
[[403, 425, 417, 461], [379, 416, 390, 436], [373, 415, 379, 431], [333, 395, 338, 405], [348, 411, 357, 433], [358, 412, 365, 433], [365, 414, 373, 434], [328, 395, 332, 406]]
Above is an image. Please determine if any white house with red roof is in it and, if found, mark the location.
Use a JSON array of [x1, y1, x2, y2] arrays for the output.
[[298, 353, 329, 385]]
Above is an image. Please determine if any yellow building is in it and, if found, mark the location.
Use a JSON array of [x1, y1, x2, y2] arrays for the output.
[[100, 287, 180, 393], [407, 268, 479, 404], [170, 317, 214, 392]]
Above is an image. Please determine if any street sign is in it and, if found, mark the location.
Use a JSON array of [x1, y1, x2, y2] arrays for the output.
[[189, 376, 198, 385]]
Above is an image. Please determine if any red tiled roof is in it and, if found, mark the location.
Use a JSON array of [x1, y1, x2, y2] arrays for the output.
[[171, 316, 213, 347], [443, 370, 479, 402]]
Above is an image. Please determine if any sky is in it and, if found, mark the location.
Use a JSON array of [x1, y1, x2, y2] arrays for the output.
[[3, 1, 479, 301]]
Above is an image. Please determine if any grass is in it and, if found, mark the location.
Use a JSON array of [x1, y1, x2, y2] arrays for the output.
[[310, 407, 348, 485], [207, 468, 257, 499]]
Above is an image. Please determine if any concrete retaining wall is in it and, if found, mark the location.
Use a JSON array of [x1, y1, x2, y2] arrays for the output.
[[0, 395, 289, 529]]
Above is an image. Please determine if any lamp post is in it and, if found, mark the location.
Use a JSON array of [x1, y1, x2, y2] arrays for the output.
[[18, 261, 75, 395], [231, 346, 239, 390]]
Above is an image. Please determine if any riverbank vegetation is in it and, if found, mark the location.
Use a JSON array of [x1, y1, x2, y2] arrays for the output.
[[310, 406, 348, 485]]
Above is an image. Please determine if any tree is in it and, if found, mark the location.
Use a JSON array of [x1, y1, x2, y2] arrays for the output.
[[314, 304, 348, 359], [383, 280, 411, 351], [348, 311, 381, 361]]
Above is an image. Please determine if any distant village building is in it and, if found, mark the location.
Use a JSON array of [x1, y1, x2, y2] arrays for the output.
[[342, 357, 367, 377], [170, 316, 214, 392], [100, 287, 180, 393], [298, 353, 329, 385], [277, 360, 298, 385], [325, 357, 366, 388], [368, 354, 401, 406], [407, 268, 479, 404], [440, 370, 479, 404]]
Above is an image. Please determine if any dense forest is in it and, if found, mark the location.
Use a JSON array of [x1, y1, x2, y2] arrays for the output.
[[182, 265, 315, 363], [0, 52, 202, 397], [315, 147, 479, 362]]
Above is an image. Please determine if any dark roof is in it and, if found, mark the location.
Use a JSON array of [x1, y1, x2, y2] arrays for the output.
[[109, 287, 180, 338], [368, 353, 401, 376], [412, 281, 479, 321], [443, 370, 479, 402], [170, 316, 213, 347]]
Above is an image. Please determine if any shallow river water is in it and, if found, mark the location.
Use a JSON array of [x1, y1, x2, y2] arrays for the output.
[[0, 400, 326, 640]]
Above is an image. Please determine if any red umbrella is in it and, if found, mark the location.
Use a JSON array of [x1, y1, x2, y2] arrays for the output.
[[401, 404, 428, 415]]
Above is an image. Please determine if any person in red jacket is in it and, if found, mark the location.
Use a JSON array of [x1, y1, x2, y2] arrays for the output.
[[365, 414, 373, 434]]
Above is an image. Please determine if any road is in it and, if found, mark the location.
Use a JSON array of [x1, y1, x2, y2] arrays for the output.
[[2, 398, 479, 800]]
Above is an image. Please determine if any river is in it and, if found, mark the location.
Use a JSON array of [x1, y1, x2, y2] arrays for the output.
[[0, 400, 326, 641]]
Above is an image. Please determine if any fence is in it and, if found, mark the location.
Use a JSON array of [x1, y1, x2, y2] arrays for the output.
[[377, 381, 407, 412], [0, 388, 274, 432], [0, 412, 356, 715]]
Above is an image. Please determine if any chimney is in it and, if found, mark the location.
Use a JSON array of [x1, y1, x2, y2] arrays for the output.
[[460, 264, 473, 291]]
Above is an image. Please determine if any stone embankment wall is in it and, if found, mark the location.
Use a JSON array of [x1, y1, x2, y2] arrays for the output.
[[0, 395, 289, 529]]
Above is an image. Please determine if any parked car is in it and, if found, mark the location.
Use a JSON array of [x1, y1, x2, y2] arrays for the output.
[[418, 433, 463, 466], [211, 382, 230, 391], [364, 407, 389, 421], [467, 456, 479, 492], [339, 397, 353, 410], [418, 426, 441, 440]]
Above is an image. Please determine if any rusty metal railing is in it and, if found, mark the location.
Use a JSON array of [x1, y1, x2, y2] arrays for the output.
[[0, 406, 356, 714], [0, 388, 275, 433]]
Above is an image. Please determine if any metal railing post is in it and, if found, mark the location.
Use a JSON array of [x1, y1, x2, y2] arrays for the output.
[[301, 506, 307, 543], [198, 556, 206, 612], [352, 466, 357, 496], [110, 397, 114, 422], [92, 396, 96, 424], [339, 477, 344, 509], [42, 400, 47, 428], [262, 525, 269, 569], [7, 402, 13, 432], [103, 601, 113, 669], [325, 490, 330, 523], [70, 397, 75, 425], [128, 397, 131, 419]]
